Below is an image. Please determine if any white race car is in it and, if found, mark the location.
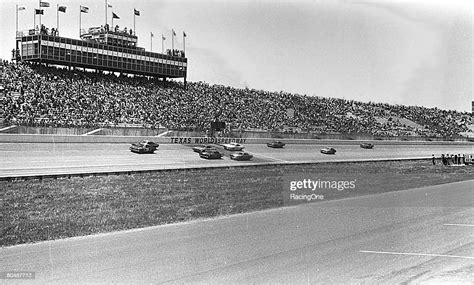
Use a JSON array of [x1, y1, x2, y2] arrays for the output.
[[222, 142, 245, 151], [192, 145, 217, 154], [230, 152, 253, 161]]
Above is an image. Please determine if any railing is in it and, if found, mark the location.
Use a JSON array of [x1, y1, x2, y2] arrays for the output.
[[17, 28, 59, 38], [0, 123, 471, 141], [165, 128, 472, 142], [16, 29, 38, 38]]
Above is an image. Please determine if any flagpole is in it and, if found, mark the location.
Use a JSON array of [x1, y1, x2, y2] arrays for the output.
[[133, 13, 136, 35], [39, 3, 41, 63], [79, 6, 81, 37], [15, 5, 19, 61], [171, 30, 174, 51], [16, 5, 18, 37], [33, 9, 36, 31], [183, 32, 186, 54], [105, 0, 107, 26], [162, 34, 164, 54], [56, 4, 59, 33], [38, 0, 41, 29], [150, 33, 152, 51]]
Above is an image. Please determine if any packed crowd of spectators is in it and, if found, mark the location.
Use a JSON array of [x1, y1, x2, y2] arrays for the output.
[[0, 61, 472, 137]]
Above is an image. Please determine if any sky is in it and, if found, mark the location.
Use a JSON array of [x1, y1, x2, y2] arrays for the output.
[[0, 0, 472, 112]]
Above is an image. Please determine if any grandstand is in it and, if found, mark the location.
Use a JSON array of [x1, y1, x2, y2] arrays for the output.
[[0, 60, 472, 140], [2, 7, 471, 140]]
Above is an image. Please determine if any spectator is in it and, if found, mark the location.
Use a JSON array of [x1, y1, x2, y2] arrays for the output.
[[441, 154, 447, 166]]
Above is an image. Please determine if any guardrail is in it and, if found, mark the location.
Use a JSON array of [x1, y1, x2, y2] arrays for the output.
[[0, 133, 472, 145], [1, 126, 471, 142]]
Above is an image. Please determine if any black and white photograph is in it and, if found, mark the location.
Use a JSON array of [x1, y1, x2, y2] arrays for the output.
[[0, 0, 473, 283]]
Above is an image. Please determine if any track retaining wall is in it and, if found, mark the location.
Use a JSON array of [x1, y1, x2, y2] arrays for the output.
[[0, 133, 472, 145]]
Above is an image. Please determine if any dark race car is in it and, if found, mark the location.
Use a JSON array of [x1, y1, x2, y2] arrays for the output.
[[192, 145, 217, 154], [199, 150, 223, 159], [360, 142, 374, 149], [267, 141, 286, 148], [230, 152, 253, 161], [130, 140, 159, 154], [320, 147, 336, 155]]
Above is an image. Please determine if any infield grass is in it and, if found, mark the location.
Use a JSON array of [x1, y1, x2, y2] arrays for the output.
[[1, 160, 473, 247]]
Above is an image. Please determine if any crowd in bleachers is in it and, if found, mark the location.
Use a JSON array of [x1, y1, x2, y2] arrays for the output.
[[0, 61, 471, 137]]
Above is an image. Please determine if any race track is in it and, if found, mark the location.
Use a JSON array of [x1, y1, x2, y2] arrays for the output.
[[0, 142, 473, 178], [1, 180, 472, 283]]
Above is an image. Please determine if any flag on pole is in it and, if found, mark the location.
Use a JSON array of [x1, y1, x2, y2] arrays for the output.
[[18, 6, 26, 11], [58, 6, 67, 13], [35, 9, 44, 15], [40, 1, 50, 8], [134, 9, 140, 16], [112, 12, 120, 19], [108, 3, 113, 8], [172, 29, 176, 36], [80, 6, 89, 13], [151, 32, 154, 37], [162, 34, 166, 40], [183, 31, 187, 37]]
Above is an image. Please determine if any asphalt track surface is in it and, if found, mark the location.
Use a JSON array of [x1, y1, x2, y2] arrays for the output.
[[0, 142, 473, 178], [1, 180, 472, 283]]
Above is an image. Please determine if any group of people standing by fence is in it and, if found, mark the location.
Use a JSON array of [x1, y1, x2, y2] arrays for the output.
[[433, 154, 472, 166]]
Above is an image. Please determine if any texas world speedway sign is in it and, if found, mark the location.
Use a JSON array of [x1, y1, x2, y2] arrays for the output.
[[169, 137, 247, 144]]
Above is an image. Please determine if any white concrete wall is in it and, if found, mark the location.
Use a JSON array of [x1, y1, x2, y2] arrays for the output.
[[0, 134, 472, 146]]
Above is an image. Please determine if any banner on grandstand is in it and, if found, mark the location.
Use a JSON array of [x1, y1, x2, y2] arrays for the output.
[[170, 137, 246, 144]]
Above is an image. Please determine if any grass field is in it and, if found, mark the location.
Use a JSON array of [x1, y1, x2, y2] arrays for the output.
[[1, 160, 473, 247]]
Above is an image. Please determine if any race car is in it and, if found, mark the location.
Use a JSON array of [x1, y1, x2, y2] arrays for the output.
[[222, 142, 245, 151], [129, 140, 159, 154], [230, 152, 253, 161], [192, 145, 217, 154], [360, 143, 374, 149], [199, 150, 223, 159], [267, 141, 285, 148], [320, 147, 336, 155]]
